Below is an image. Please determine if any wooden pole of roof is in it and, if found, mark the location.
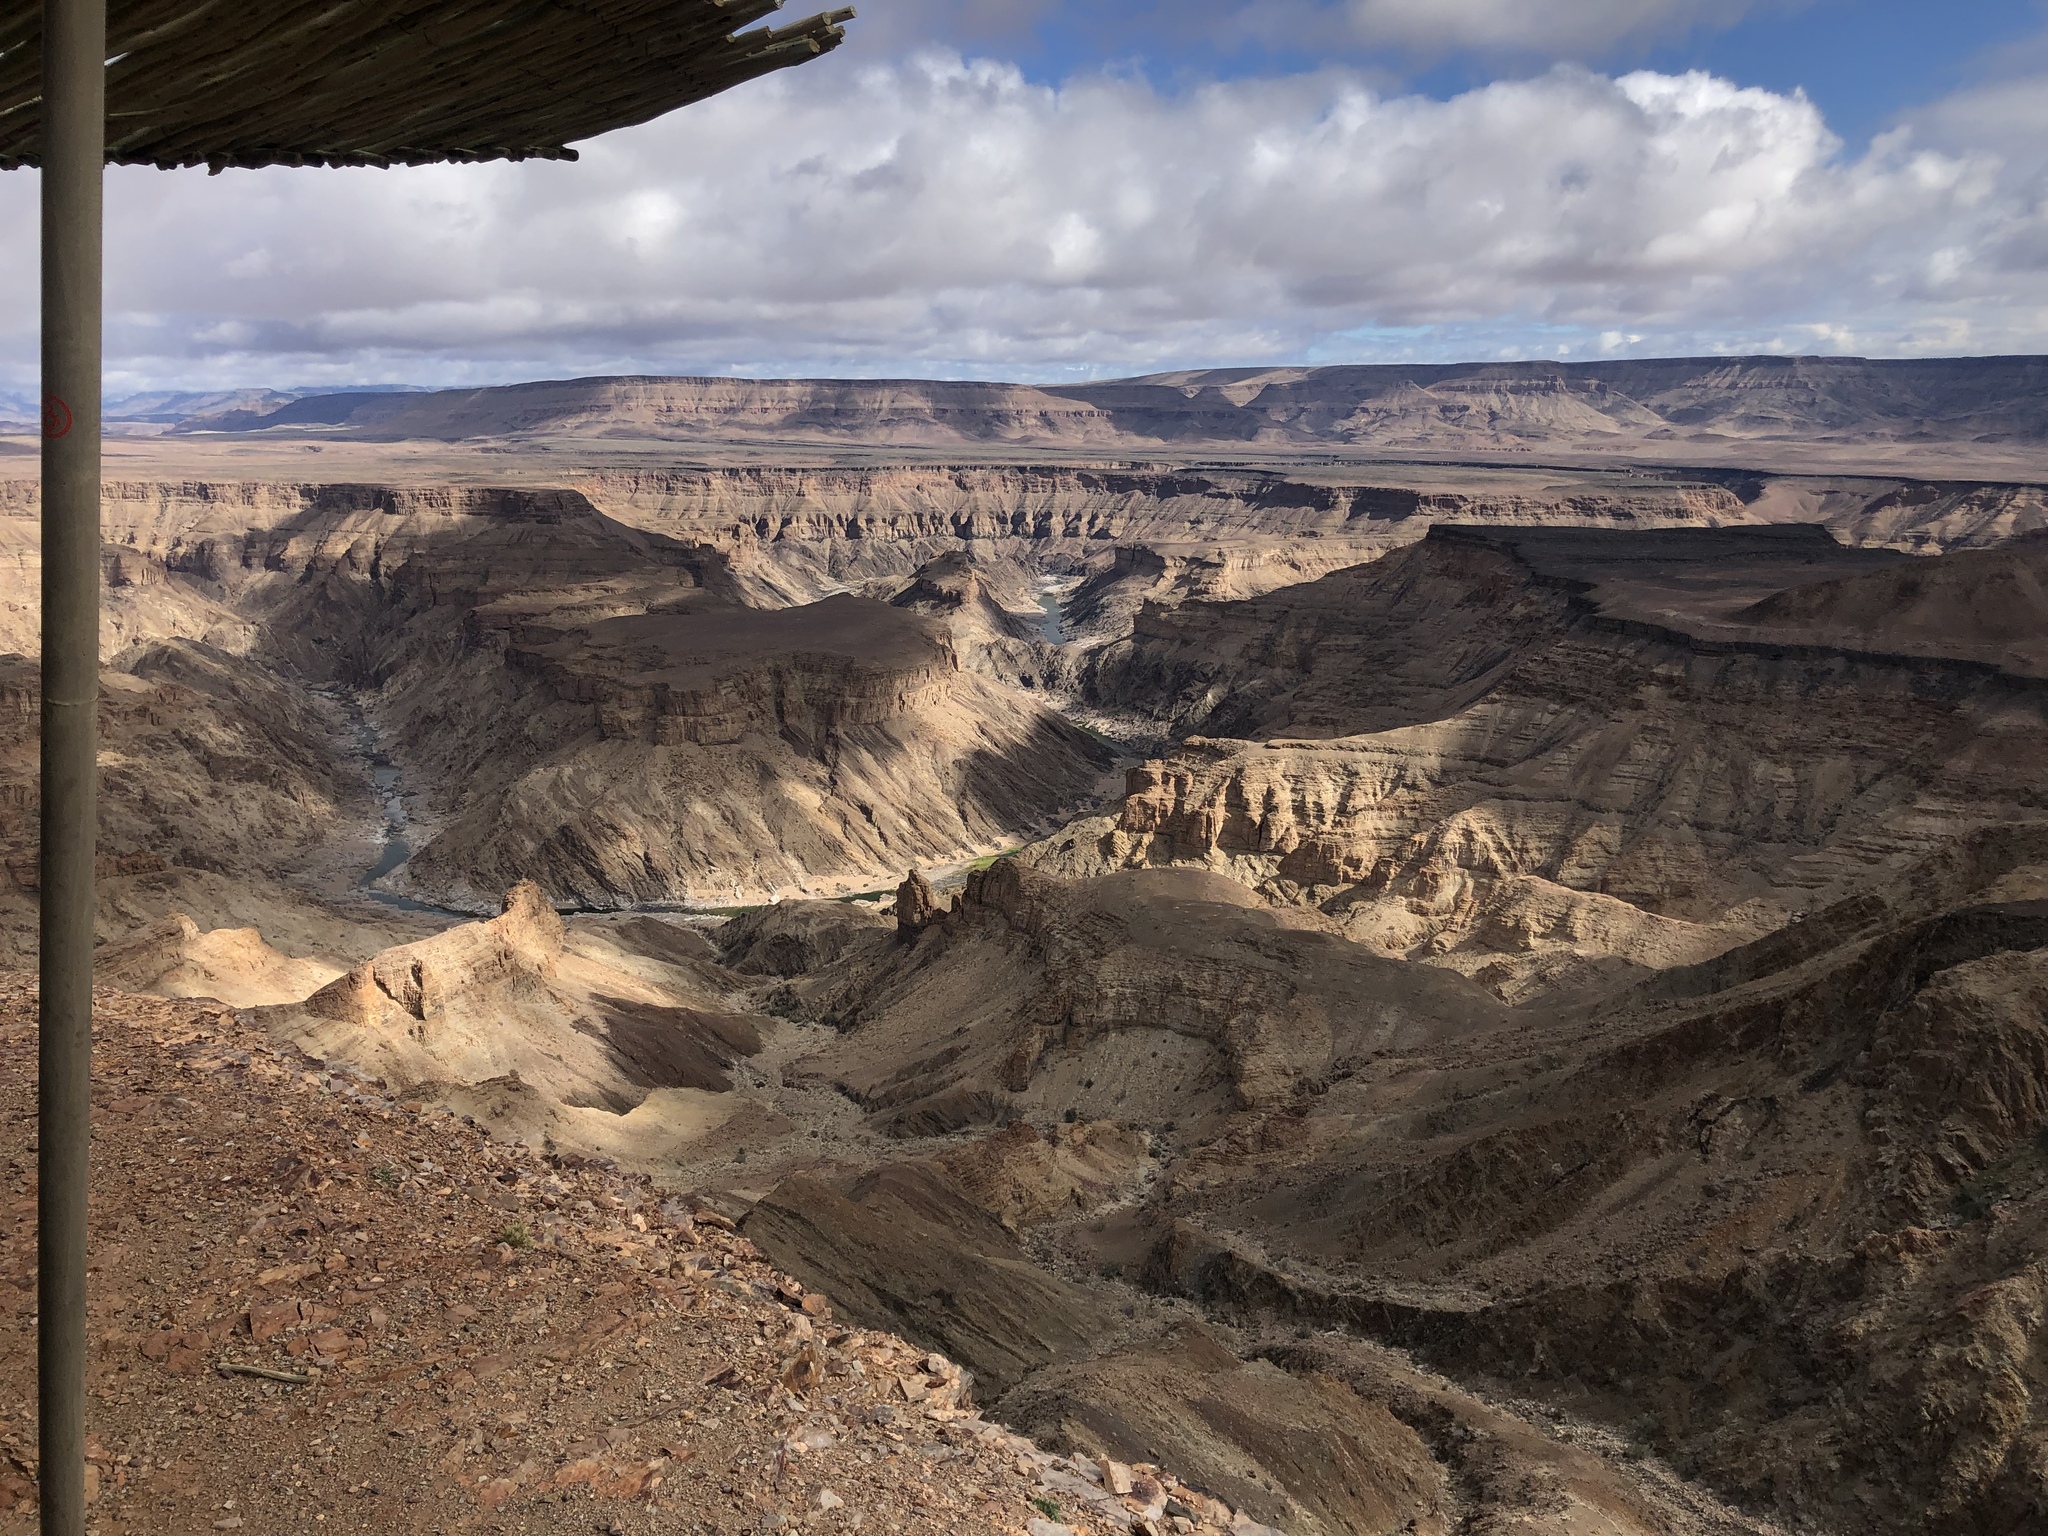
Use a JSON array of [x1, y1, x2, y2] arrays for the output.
[[38, 0, 103, 1530], [11, 5, 856, 1527]]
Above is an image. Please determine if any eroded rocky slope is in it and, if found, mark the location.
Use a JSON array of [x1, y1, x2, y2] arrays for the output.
[[390, 591, 1111, 906], [0, 981, 1286, 1536], [621, 527, 2048, 1536], [726, 824, 2048, 1536], [0, 639, 414, 971], [0, 480, 1120, 909], [0, 451, 2045, 1534], [1059, 525, 2048, 999]]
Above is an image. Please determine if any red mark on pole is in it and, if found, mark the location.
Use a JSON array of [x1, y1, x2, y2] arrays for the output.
[[41, 396, 73, 439]]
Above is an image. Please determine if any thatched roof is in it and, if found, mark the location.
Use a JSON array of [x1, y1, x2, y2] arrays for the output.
[[0, 0, 853, 171]]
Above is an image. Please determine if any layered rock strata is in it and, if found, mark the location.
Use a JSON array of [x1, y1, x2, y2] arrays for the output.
[[741, 821, 2048, 1536], [261, 882, 767, 1156], [390, 594, 1113, 906], [1062, 526, 2048, 997], [154, 356, 2048, 461]]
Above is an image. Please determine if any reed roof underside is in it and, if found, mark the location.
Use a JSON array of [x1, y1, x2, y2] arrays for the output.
[[0, 0, 851, 170]]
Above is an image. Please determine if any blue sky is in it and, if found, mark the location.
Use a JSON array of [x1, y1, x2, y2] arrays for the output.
[[960, 0, 2047, 151], [3, 0, 2047, 394], [1632, 0, 2048, 147]]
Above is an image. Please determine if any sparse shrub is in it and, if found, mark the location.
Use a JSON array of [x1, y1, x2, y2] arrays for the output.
[[762, 983, 807, 1021], [1032, 1497, 1061, 1519], [1062, 1108, 1078, 1124], [1955, 1180, 1999, 1222], [1099, 1261, 1123, 1281], [370, 1164, 399, 1190], [498, 1221, 532, 1250]]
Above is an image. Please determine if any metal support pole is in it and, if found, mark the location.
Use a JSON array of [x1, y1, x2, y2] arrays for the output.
[[38, 3, 103, 1534]]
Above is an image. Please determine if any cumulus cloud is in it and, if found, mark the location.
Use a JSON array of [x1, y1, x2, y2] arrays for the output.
[[1337, 0, 1772, 53], [858, 0, 1784, 64], [837, 0, 1068, 55], [0, 50, 2036, 391]]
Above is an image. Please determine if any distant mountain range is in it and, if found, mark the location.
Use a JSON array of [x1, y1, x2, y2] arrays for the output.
[[149, 356, 2048, 455], [0, 384, 427, 429], [8, 358, 2048, 464]]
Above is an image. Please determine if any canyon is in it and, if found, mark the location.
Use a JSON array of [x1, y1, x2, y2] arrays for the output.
[[0, 364, 2046, 1535]]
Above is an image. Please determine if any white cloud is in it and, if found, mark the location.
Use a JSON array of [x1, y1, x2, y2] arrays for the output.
[[855, 0, 1786, 64], [1339, 0, 1770, 54], [0, 51, 2039, 391]]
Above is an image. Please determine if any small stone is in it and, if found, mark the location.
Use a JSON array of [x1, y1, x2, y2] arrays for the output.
[[255, 1261, 322, 1290], [1107, 1459, 1135, 1495], [164, 1345, 206, 1377], [1027, 1520, 1075, 1536], [248, 1299, 299, 1343], [1129, 1475, 1168, 1521], [815, 1488, 844, 1510]]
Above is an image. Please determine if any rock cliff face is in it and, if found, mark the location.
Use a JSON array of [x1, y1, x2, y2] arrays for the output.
[[501, 598, 959, 749], [580, 463, 1752, 594], [260, 882, 769, 1158], [802, 860, 1509, 1134], [0, 465, 2035, 661], [1727, 530, 2048, 675], [0, 478, 1116, 907], [884, 548, 1073, 688], [0, 640, 377, 966], [383, 591, 1113, 907], [667, 516, 2048, 1533], [1057, 526, 2048, 999], [180, 374, 1133, 445], [161, 356, 2048, 459], [1138, 876, 2048, 1536], [741, 819, 2048, 1536], [1072, 356, 2048, 451]]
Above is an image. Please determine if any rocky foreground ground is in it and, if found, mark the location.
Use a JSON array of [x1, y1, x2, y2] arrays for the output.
[[0, 980, 1268, 1536]]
